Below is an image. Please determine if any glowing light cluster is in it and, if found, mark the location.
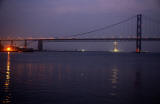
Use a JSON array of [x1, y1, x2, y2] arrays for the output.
[[113, 48, 119, 52], [113, 41, 119, 52], [7, 47, 11, 51], [6, 47, 12, 52], [81, 49, 85, 52]]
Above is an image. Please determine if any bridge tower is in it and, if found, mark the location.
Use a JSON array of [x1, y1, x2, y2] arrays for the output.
[[136, 14, 142, 53], [38, 40, 43, 51]]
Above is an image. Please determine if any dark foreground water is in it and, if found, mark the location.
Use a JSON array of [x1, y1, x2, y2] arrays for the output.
[[0, 52, 160, 104]]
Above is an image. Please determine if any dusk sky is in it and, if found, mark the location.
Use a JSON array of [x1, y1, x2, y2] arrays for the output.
[[1, 2, 160, 104], [0, 0, 160, 38]]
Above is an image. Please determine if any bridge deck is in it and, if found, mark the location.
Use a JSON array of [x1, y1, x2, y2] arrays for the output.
[[1, 38, 160, 42]]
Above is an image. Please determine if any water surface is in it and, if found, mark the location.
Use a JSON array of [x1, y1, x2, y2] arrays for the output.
[[0, 52, 160, 104]]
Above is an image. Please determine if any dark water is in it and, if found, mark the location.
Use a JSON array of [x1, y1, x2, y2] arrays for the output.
[[1, 52, 160, 104]]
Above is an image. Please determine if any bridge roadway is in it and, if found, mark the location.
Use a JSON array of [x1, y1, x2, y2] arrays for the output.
[[1, 37, 160, 42], [1, 37, 160, 51]]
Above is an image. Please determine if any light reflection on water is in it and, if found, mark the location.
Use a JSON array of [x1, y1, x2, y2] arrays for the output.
[[2, 52, 11, 104], [110, 67, 119, 96], [1, 52, 160, 104]]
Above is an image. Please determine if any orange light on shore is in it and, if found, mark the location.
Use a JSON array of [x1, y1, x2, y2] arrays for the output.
[[6, 47, 12, 51]]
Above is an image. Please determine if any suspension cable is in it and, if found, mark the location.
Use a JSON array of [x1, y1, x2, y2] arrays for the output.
[[65, 15, 137, 37]]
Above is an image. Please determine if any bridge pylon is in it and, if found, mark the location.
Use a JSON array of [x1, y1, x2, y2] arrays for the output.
[[136, 14, 142, 53]]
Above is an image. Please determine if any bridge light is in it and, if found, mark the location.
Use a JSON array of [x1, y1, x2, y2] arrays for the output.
[[136, 48, 140, 53], [113, 41, 119, 52], [81, 49, 85, 52], [113, 48, 119, 52]]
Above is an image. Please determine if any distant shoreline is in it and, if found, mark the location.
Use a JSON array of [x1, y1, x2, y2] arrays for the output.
[[0, 50, 158, 53]]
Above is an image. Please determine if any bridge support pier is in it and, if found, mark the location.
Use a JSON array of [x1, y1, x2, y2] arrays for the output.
[[136, 14, 142, 53], [38, 40, 43, 51], [11, 40, 14, 46], [24, 40, 27, 48], [0, 40, 3, 51]]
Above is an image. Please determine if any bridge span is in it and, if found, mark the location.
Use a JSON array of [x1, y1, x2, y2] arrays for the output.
[[1, 37, 160, 52], [1, 37, 160, 42], [1, 14, 160, 52]]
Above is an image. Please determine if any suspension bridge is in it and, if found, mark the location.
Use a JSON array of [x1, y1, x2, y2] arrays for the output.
[[0, 14, 160, 52]]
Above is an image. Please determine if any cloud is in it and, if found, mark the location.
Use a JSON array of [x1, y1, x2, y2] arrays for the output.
[[50, 0, 159, 14], [1, 0, 159, 15], [54, 0, 128, 14]]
